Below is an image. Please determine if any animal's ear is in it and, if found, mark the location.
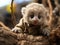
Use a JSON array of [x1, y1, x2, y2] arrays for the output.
[[21, 7, 26, 15]]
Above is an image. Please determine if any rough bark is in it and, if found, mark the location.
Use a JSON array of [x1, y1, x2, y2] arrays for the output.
[[0, 26, 60, 45], [0, 27, 50, 45]]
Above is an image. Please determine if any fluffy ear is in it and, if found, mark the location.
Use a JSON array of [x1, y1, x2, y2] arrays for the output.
[[21, 7, 26, 15]]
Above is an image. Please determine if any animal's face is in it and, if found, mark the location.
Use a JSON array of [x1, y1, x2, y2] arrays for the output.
[[21, 3, 49, 25], [26, 8, 47, 25]]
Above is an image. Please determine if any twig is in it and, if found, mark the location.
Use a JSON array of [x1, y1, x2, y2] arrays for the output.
[[42, 0, 46, 6], [0, 21, 11, 30], [55, 0, 59, 6], [55, 0, 60, 11], [47, 0, 53, 26], [11, 0, 16, 26]]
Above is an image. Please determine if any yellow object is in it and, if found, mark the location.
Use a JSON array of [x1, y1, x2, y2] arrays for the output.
[[6, 3, 16, 13]]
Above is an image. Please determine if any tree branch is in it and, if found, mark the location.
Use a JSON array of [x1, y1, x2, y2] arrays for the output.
[[11, 0, 16, 26]]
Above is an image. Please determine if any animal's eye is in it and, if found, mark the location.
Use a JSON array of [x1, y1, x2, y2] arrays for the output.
[[30, 13, 34, 18], [38, 15, 41, 19]]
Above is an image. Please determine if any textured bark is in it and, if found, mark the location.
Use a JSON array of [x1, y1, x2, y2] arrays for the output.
[[0, 27, 18, 45], [0, 27, 60, 45], [0, 27, 50, 45], [49, 27, 60, 45]]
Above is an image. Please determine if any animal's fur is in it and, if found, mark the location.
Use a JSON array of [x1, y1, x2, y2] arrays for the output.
[[12, 3, 50, 36]]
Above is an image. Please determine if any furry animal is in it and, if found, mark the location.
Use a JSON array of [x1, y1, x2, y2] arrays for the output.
[[12, 3, 50, 36]]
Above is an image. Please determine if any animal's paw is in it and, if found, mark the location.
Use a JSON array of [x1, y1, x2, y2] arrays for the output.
[[43, 28, 50, 36], [12, 27, 22, 33]]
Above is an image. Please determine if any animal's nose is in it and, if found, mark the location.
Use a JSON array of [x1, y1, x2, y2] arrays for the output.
[[34, 19, 38, 23]]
